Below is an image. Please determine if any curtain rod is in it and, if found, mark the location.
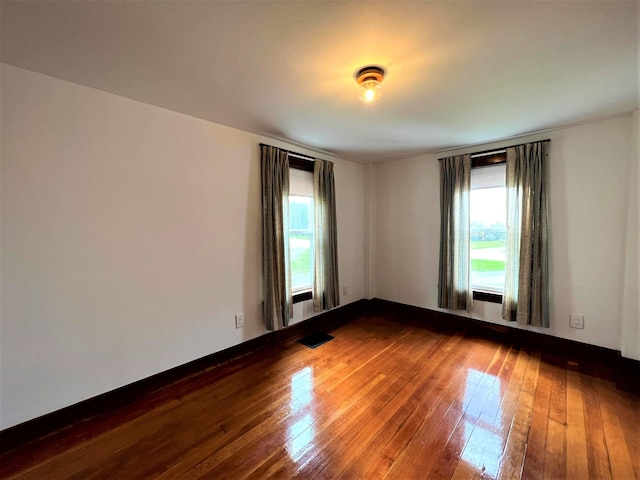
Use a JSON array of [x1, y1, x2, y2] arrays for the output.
[[259, 143, 315, 161], [438, 139, 550, 161]]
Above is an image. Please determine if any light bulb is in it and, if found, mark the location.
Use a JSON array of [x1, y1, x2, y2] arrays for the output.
[[360, 80, 381, 104], [364, 88, 376, 103]]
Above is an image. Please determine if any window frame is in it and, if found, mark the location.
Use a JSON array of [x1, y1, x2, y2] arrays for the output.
[[470, 152, 506, 304], [288, 155, 315, 304]]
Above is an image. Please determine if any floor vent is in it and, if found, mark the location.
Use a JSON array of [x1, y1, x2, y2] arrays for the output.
[[298, 332, 334, 349]]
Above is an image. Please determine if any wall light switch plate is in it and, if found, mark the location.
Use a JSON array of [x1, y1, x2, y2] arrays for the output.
[[570, 314, 584, 329], [235, 313, 245, 329]]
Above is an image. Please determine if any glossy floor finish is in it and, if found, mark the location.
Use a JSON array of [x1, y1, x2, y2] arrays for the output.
[[1, 316, 639, 479]]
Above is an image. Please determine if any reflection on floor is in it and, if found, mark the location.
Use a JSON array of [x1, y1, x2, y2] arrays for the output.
[[287, 367, 316, 462]]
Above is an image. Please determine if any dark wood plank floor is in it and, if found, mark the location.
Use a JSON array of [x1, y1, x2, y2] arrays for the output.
[[1, 315, 639, 479]]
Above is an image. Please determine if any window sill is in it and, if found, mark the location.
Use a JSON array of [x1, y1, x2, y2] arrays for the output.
[[473, 290, 503, 304], [293, 290, 312, 303]]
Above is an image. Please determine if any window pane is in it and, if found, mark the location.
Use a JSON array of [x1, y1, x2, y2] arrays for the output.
[[289, 195, 313, 292], [470, 186, 506, 293], [290, 199, 310, 230]]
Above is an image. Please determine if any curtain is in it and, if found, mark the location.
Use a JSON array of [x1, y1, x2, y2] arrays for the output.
[[313, 159, 340, 312], [503, 141, 550, 327], [261, 145, 293, 330], [438, 155, 471, 310]]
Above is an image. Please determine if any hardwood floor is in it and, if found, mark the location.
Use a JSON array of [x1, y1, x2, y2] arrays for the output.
[[1, 315, 638, 479]]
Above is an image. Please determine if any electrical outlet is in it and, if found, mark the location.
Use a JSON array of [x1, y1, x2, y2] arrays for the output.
[[343, 285, 348, 296], [235, 313, 245, 329], [570, 314, 584, 329]]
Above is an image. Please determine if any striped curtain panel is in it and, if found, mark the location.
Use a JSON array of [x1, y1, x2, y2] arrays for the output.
[[260, 145, 293, 330], [313, 159, 340, 312], [438, 154, 471, 310], [502, 141, 550, 327]]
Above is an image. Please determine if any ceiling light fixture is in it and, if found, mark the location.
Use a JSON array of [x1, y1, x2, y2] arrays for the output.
[[355, 65, 386, 104]]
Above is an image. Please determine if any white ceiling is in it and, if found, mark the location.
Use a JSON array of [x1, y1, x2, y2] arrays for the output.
[[1, 1, 638, 163]]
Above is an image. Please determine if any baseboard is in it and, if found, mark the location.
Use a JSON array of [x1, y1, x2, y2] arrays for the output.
[[369, 298, 638, 394], [616, 354, 640, 396], [0, 299, 369, 454]]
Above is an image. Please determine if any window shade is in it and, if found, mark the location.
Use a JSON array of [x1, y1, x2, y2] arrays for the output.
[[290, 167, 314, 197], [471, 163, 506, 189]]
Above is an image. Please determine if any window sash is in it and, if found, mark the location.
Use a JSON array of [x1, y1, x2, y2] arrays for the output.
[[289, 168, 314, 295], [470, 163, 506, 294]]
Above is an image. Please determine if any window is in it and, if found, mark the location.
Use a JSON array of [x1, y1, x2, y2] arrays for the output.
[[289, 161, 314, 296], [261, 143, 339, 328], [438, 141, 549, 321], [470, 158, 506, 296]]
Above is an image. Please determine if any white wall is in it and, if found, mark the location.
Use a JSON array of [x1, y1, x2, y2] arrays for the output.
[[0, 65, 366, 429], [374, 115, 634, 352], [363, 164, 376, 299], [622, 110, 640, 360]]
